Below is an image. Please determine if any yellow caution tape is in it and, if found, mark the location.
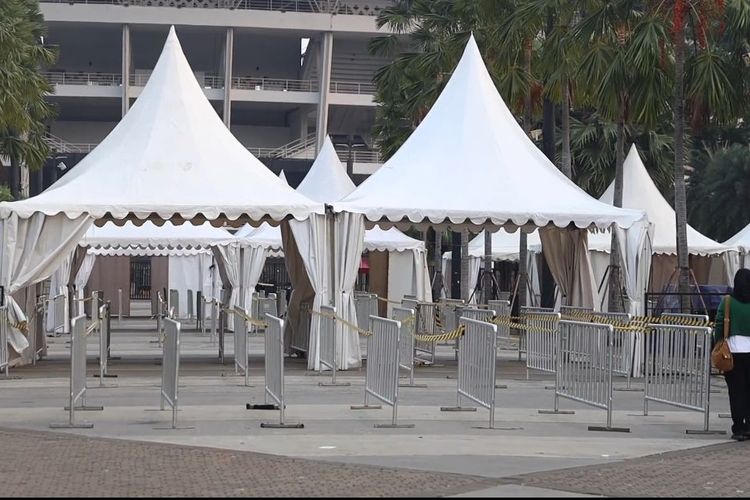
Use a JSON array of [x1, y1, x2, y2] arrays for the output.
[[413, 324, 466, 342], [311, 309, 373, 337]]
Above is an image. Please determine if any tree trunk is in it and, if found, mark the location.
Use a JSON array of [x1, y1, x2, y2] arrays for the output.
[[673, 16, 691, 310], [518, 37, 533, 311], [607, 107, 626, 312], [560, 79, 572, 179], [9, 154, 20, 200]]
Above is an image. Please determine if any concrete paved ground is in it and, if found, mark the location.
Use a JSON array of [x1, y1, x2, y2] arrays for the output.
[[0, 317, 735, 497]]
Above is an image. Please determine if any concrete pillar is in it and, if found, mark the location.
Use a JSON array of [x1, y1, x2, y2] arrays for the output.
[[223, 27, 234, 127], [315, 32, 333, 154], [121, 24, 131, 117]]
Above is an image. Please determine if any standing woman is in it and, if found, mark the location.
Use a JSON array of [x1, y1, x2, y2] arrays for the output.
[[715, 268, 750, 441]]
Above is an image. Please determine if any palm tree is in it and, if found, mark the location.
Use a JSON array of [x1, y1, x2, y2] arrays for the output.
[[0, 0, 56, 199], [575, 1, 672, 310]]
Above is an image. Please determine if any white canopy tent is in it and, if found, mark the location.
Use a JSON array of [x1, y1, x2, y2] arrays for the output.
[[442, 230, 543, 305], [334, 35, 649, 312], [239, 137, 431, 370], [724, 223, 750, 270], [588, 145, 739, 305], [0, 27, 322, 365]]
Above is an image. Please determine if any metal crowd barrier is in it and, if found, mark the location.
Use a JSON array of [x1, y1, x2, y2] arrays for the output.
[[53, 293, 65, 335], [96, 303, 116, 385], [659, 313, 709, 325], [542, 320, 629, 432], [117, 288, 123, 326], [392, 306, 424, 388], [560, 305, 595, 321], [30, 296, 47, 365], [257, 314, 304, 429], [351, 316, 413, 428], [50, 314, 103, 429], [168, 289, 179, 319], [413, 301, 437, 365], [442, 317, 498, 427], [591, 312, 636, 390], [290, 302, 311, 355], [490, 300, 511, 340], [461, 306, 496, 323], [233, 306, 250, 386], [518, 306, 554, 361], [317, 305, 349, 386], [0, 306, 9, 377], [643, 323, 723, 434], [159, 318, 183, 429], [354, 292, 378, 331], [525, 311, 561, 377], [252, 296, 277, 331]]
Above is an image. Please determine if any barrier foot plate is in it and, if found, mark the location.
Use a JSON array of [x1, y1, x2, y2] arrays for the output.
[[350, 405, 382, 410], [686, 429, 727, 435], [107, 356, 121, 361], [588, 425, 630, 433], [626, 413, 664, 417], [261, 422, 304, 429], [613, 387, 642, 392], [543, 385, 556, 390], [538, 409, 575, 414], [440, 407, 477, 412], [247, 403, 279, 410], [93, 373, 118, 378], [495, 384, 508, 389], [399, 383, 428, 388], [719, 413, 731, 418], [64, 406, 104, 411], [50, 422, 93, 429], [374, 423, 415, 428], [153, 426, 195, 430], [318, 382, 351, 387], [91, 384, 118, 389], [472, 426, 523, 431]]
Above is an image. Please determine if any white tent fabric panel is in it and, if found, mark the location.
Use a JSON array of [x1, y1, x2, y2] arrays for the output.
[[725, 223, 750, 269], [1, 213, 91, 354], [0, 28, 322, 223], [45, 252, 72, 335], [333, 36, 647, 232], [333, 213, 365, 369], [240, 245, 268, 313], [387, 251, 415, 317], [168, 253, 212, 318], [539, 228, 598, 309]]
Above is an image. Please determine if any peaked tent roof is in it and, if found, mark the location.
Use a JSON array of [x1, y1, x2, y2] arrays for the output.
[[296, 136, 356, 203], [597, 145, 733, 256], [0, 27, 322, 224], [81, 221, 237, 251], [724, 223, 750, 252], [238, 137, 424, 253], [333, 36, 646, 231]]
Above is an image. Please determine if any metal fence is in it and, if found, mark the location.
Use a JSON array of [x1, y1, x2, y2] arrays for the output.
[[168, 289, 179, 319], [392, 307, 423, 388], [643, 324, 723, 434], [0, 306, 8, 376], [525, 311, 561, 376], [50, 314, 103, 429], [518, 306, 555, 361], [97, 303, 115, 385], [259, 315, 303, 429], [160, 318, 182, 429], [460, 307, 496, 323], [233, 307, 250, 386], [560, 305, 595, 321], [453, 317, 498, 428], [187, 289, 194, 319], [487, 300, 511, 339], [658, 313, 709, 326], [30, 296, 47, 365], [354, 292, 378, 331], [351, 316, 413, 428], [252, 296, 277, 331], [547, 320, 629, 432], [591, 312, 636, 389], [317, 305, 348, 386], [413, 301, 437, 365]]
